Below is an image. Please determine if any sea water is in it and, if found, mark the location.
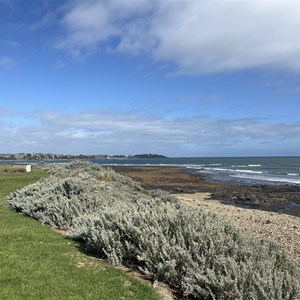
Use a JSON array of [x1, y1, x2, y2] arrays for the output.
[[4, 156, 300, 186], [93, 156, 300, 186]]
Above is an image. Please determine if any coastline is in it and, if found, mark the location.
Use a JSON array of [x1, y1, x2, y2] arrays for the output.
[[111, 165, 300, 262], [111, 165, 300, 215]]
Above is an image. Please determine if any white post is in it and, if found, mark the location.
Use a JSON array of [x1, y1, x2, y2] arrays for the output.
[[25, 165, 31, 172]]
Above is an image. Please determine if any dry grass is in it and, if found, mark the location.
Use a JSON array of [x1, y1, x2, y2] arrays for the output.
[[0, 164, 26, 173]]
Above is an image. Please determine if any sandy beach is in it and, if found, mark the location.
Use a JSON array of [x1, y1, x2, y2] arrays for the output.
[[112, 166, 300, 262]]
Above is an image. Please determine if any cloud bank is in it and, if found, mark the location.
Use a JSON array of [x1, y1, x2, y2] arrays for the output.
[[57, 0, 300, 74], [1, 110, 300, 156]]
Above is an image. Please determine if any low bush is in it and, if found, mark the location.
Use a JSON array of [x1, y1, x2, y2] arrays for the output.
[[8, 161, 300, 299]]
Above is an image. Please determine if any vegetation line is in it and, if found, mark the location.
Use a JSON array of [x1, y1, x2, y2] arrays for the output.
[[0, 167, 160, 300]]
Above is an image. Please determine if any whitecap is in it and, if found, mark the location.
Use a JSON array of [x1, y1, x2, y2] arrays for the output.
[[235, 169, 263, 174], [232, 165, 248, 168], [230, 174, 300, 185]]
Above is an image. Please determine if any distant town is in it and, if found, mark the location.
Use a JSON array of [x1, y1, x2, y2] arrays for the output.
[[0, 153, 167, 161]]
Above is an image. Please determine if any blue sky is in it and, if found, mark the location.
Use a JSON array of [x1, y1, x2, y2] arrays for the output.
[[1, 0, 300, 156]]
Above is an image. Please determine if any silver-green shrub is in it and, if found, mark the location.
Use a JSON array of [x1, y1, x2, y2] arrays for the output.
[[46, 160, 144, 191], [7, 161, 300, 299], [70, 205, 300, 299]]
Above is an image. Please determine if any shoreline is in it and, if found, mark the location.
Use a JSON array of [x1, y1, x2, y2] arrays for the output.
[[111, 165, 300, 216]]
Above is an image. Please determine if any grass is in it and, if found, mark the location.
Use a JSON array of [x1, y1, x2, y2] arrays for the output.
[[0, 167, 160, 300]]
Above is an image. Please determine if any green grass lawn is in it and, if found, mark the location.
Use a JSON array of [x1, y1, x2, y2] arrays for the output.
[[0, 169, 160, 300]]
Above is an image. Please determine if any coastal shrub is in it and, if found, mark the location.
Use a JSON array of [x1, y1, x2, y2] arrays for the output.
[[8, 177, 147, 229], [150, 189, 179, 204], [7, 161, 300, 299], [46, 161, 144, 191], [70, 205, 300, 300]]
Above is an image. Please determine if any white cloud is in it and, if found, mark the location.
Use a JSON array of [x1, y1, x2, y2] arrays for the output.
[[1, 110, 300, 156], [57, 0, 152, 56], [153, 1, 300, 74], [0, 56, 16, 69], [56, 0, 300, 74]]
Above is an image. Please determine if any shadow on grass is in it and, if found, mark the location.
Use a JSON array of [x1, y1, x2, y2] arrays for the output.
[[75, 240, 180, 300]]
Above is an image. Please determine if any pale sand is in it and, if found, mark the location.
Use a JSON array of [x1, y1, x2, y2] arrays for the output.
[[175, 193, 300, 262]]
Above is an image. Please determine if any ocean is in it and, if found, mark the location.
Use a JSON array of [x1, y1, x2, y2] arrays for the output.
[[4, 156, 300, 186], [92, 156, 300, 186]]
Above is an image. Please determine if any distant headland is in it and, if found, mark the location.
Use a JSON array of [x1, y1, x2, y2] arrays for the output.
[[0, 153, 167, 161], [130, 154, 167, 159]]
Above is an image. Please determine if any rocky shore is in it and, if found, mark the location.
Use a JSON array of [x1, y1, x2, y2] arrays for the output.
[[111, 166, 300, 216]]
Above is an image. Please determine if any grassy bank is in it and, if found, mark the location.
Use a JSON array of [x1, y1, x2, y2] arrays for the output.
[[0, 168, 160, 300]]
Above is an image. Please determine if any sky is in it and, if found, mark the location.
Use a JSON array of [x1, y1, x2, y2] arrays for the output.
[[1, 0, 300, 157]]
